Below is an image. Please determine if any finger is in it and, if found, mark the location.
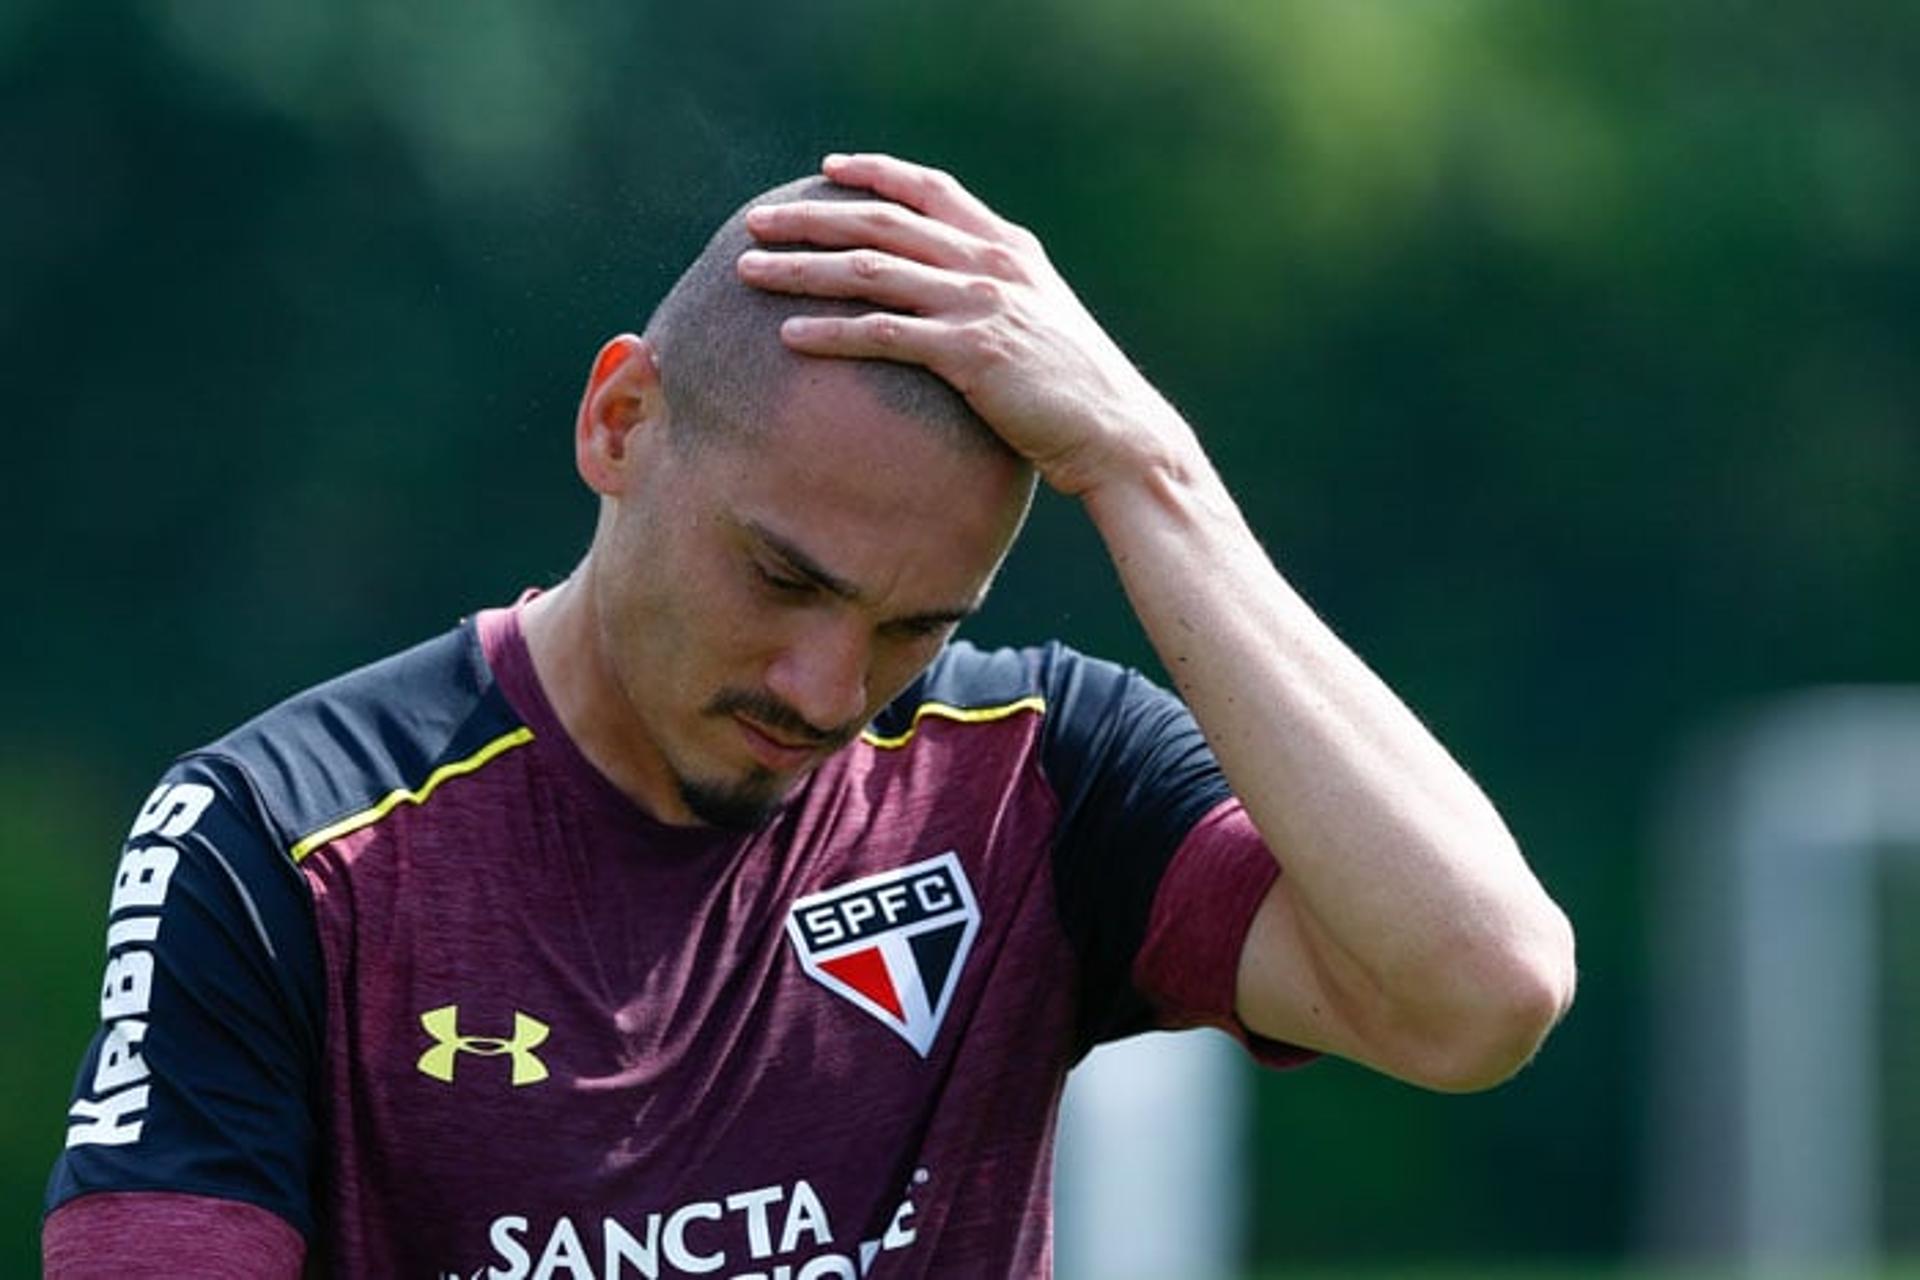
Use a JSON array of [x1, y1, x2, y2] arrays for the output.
[[819, 153, 1005, 240], [745, 199, 986, 273], [775, 313, 962, 371], [737, 248, 974, 315]]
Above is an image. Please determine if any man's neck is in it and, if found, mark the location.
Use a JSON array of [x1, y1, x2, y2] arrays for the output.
[[519, 574, 693, 825]]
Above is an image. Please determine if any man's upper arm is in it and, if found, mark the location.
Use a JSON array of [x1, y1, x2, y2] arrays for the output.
[[1232, 862, 1488, 1084], [43, 1191, 305, 1279], [44, 756, 325, 1265]]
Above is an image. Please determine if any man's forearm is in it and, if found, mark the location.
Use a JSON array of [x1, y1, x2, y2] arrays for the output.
[[1082, 411, 1576, 1083]]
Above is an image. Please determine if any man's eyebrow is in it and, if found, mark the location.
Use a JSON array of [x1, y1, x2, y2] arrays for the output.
[[743, 519, 980, 628]]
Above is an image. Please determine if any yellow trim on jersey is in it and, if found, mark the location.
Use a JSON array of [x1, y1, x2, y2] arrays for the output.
[[289, 727, 535, 863], [860, 696, 1047, 751]]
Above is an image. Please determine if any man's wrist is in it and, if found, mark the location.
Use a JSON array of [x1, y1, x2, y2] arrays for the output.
[[1045, 394, 1201, 498], [1074, 415, 1230, 534]]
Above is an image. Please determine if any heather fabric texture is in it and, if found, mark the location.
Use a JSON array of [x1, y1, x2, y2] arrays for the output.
[[48, 599, 1309, 1277], [43, 1191, 304, 1279]]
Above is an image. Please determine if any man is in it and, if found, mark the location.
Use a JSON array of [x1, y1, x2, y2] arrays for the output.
[[45, 152, 1575, 1277]]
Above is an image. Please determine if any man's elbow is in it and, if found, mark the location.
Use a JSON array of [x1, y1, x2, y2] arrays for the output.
[[1403, 911, 1578, 1094]]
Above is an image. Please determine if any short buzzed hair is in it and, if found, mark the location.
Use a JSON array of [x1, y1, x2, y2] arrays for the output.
[[644, 177, 1008, 457]]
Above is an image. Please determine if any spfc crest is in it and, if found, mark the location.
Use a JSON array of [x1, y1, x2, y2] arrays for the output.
[[785, 852, 980, 1057]]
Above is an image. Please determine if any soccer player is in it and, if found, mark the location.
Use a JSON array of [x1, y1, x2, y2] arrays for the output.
[[45, 152, 1576, 1277]]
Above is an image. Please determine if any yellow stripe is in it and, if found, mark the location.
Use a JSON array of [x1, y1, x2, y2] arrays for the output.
[[860, 696, 1046, 751], [289, 727, 535, 862]]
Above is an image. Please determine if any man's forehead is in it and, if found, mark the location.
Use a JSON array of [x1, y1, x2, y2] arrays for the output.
[[764, 353, 1008, 467], [741, 363, 983, 479], [773, 359, 900, 425], [698, 361, 1032, 589]]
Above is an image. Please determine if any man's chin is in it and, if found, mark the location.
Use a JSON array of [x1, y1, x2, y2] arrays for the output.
[[676, 770, 790, 832]]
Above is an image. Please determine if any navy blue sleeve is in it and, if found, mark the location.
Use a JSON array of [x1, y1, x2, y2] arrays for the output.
[[45, 755, 326, 1241], [1034, 644, 1237, 1055]]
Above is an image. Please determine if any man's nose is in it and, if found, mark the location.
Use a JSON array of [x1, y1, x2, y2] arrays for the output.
[[765, 617, 870, 738]]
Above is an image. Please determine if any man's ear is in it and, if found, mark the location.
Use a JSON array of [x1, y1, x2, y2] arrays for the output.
[[576, 334, 663, 496]]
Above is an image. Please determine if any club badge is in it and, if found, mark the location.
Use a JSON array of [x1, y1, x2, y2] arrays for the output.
[[786, 852, 981, 1057]]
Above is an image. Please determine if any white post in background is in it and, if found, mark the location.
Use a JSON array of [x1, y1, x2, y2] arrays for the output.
[[1645, 688, 1920, 1272], [1055, 1029, 1248, 1280]]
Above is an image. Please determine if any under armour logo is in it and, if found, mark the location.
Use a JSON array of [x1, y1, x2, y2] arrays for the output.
[[417, 1005, 551, 1086]]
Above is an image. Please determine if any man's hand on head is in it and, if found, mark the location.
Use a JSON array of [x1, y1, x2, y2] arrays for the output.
[[736, 152, 1194, 499]]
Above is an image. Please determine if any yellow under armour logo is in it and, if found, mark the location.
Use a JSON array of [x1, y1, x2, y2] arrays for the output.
[[417, 1005, 551, 1086]]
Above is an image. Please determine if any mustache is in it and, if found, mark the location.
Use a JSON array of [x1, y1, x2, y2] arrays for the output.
[[703, 688, 859, 749]]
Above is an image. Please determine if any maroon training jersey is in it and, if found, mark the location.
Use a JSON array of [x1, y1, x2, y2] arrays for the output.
[[48, 599, 1309, 1277]]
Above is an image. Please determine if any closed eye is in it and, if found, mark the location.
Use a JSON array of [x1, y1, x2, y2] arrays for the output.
[[755, 561, 815, 596], [882, 613, 966, 643]]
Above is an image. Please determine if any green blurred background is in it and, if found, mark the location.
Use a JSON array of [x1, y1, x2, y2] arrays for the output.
[[6, 0, 1916, 1274]]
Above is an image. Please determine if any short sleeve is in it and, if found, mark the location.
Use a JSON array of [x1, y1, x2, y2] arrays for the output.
[[1036, 644, 1290, 1059], [44, 755, 326, 1242], [1132, 799, 1319, 1068]]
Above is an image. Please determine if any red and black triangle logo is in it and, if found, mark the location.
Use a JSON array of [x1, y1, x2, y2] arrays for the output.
[[785, 852, 981, 1057]]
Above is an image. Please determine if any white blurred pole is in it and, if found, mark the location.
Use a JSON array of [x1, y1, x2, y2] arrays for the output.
[[1647, 688, 1920, 1272], [1055, 1030, 1247, 1280]]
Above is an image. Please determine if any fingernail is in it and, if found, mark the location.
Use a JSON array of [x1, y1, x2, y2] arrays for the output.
[[824, 152, 849, 166]]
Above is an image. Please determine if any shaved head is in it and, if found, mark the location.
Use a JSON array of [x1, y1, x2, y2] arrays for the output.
[[644, 177, 1010, 457]]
